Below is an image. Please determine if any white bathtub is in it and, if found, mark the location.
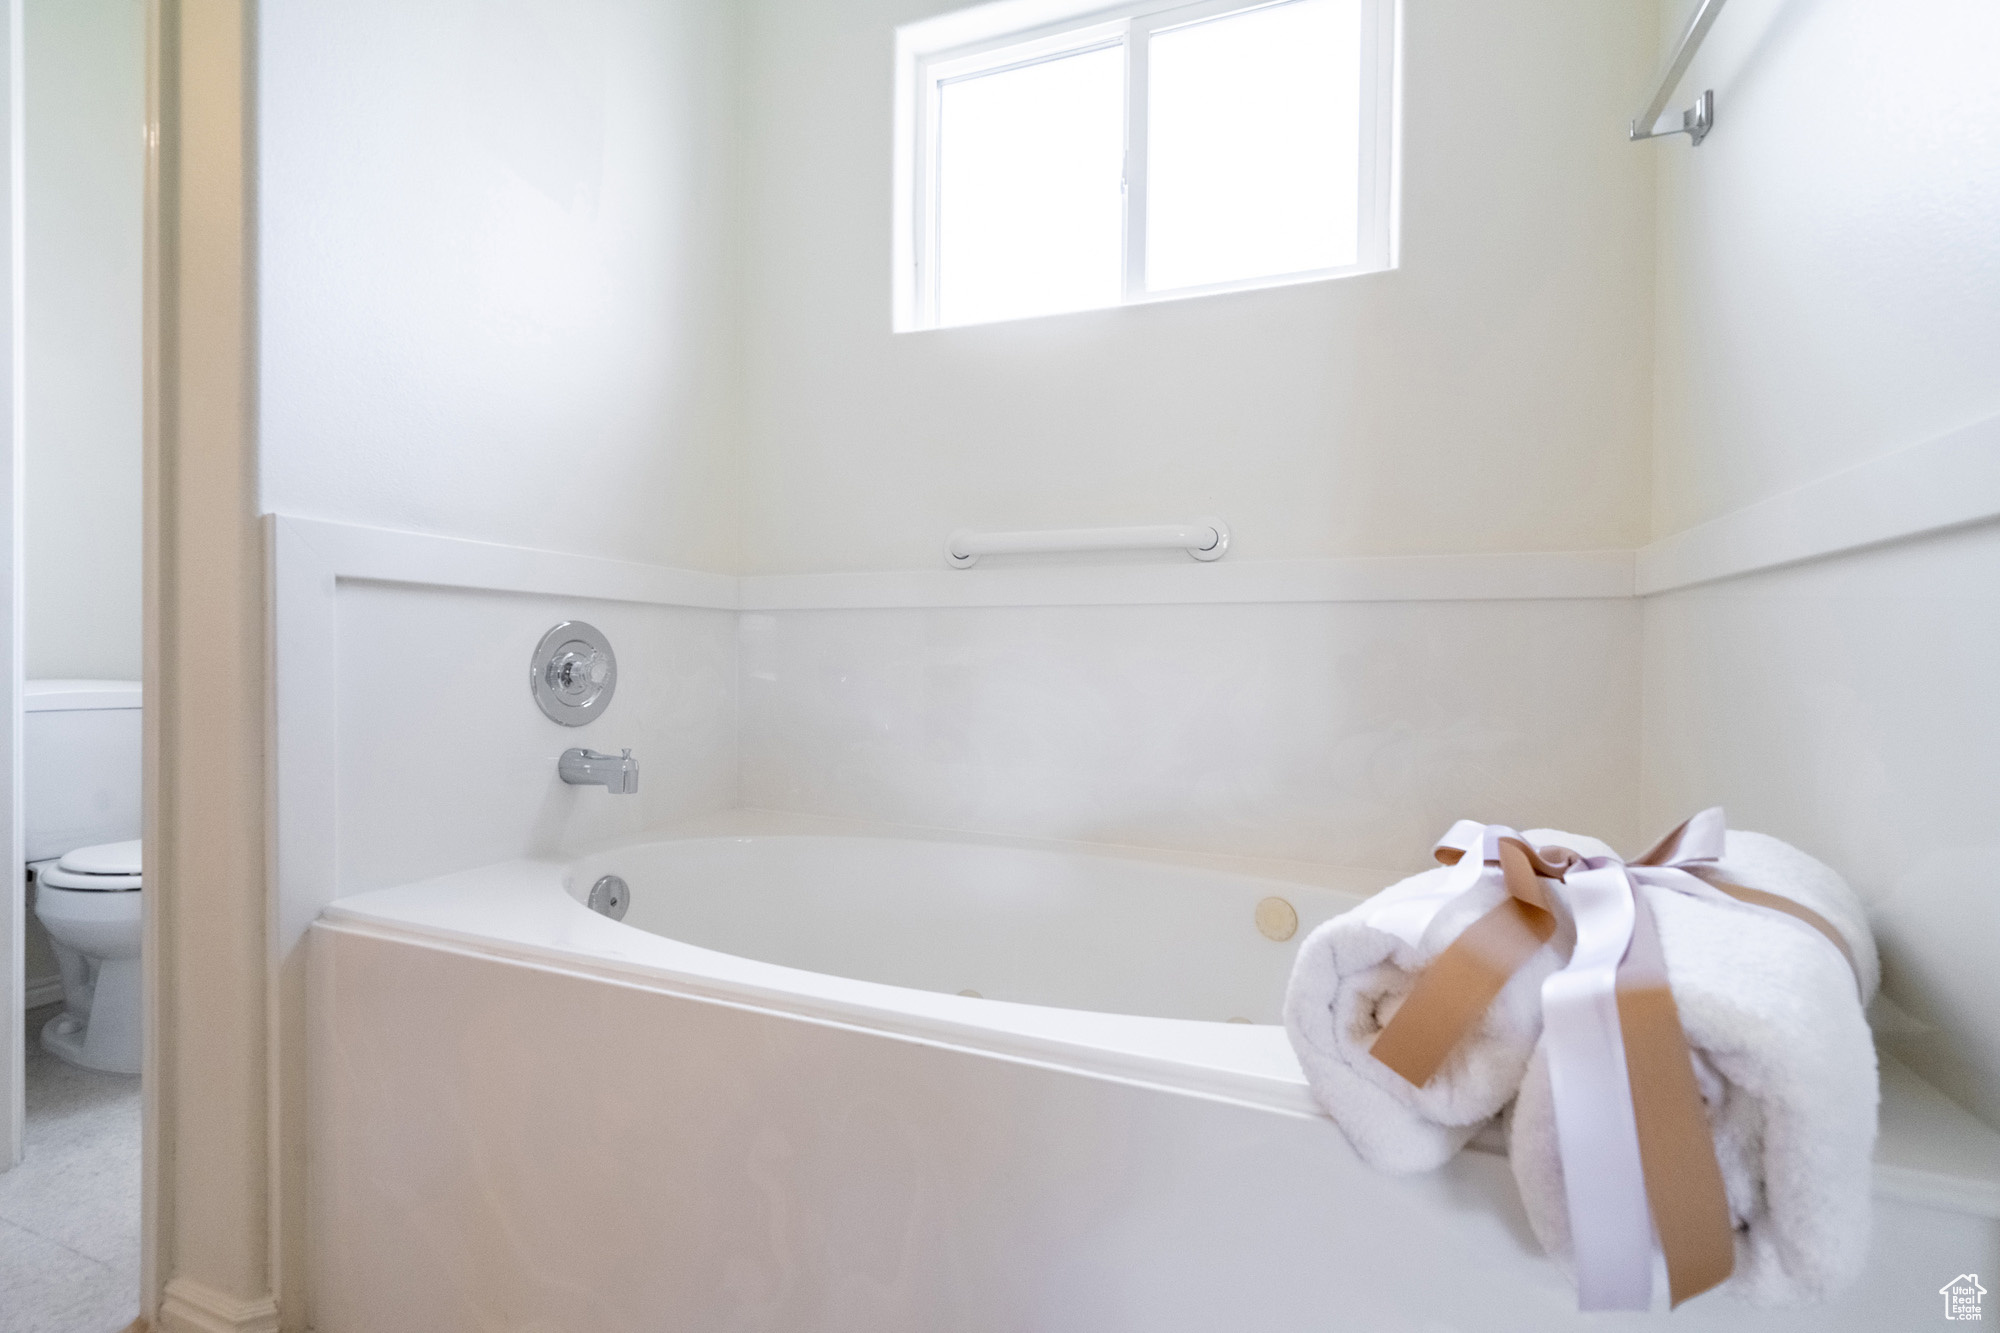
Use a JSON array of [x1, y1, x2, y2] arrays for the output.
[[308, 816, 1999, 1332], [319, 823, 1365, 1117]]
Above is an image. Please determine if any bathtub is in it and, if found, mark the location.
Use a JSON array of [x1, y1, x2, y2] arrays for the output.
[[307, 815, 1996, 1332]]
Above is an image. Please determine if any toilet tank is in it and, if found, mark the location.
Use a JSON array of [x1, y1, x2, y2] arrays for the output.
[[25, 680, 143, 862]]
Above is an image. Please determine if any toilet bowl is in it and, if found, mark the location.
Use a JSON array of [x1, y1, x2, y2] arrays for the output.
[[32, 838, 143, 1075]]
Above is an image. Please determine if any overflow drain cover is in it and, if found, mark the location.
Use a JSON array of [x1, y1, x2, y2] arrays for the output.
[[588, 875, 630, 921]]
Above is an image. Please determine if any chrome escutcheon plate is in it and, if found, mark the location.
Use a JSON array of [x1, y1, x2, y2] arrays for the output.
[[531, 621, 618, 726]]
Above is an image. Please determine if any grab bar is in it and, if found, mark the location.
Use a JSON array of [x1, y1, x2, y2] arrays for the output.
[[946, 519, 1230, 568], [1630, 0, 1728, 146]]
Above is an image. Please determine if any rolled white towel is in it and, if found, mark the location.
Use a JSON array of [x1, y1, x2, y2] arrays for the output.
[[1508, 831, 1880, 1306], [1283, 828, 1613, 1173]]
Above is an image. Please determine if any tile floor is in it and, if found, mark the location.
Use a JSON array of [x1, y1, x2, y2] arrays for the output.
[[0, 1003, 141, 1333]]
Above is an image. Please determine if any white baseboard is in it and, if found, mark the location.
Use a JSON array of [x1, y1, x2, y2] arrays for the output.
[[158, 1278, 279, 1333], [24, 976, 62, 1010]]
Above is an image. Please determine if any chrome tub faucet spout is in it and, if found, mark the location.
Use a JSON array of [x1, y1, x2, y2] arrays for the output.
[[559, 747, 639, 795]]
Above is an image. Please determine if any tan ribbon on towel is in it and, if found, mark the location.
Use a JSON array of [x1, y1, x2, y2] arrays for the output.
[[1369, 814, 1860, 1309], [1367, 837, 1571, 1087], [1614, 889, 1736, 1306], [1620, 817, 1861, 1305]]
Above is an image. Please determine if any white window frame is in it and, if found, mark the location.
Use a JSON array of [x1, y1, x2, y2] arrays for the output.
[[893, 0, 1401, 332]]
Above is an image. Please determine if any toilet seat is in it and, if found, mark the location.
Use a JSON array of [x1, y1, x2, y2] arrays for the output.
[[39, 838, 142, 891]]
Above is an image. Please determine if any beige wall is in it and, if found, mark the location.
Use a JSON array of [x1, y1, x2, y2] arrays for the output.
[[255, 0, 744, 572], [1643, 0, 2000, 1126], [1650, 0, 2000, 534], [736, 0, 1657, 574], [24, 0, 144, 680]]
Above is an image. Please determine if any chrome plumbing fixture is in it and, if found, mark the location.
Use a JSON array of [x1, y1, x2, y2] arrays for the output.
[[1629, 0, 1727, 146], [588, 874, 630, 921], [531, 621, 618, 726], [559, 747, 639, 795]]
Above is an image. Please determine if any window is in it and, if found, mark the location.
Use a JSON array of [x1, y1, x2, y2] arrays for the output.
[[895, 0, 1398, 331]]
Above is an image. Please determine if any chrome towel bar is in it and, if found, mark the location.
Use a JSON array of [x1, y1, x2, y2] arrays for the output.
[[1631, 0, 1729, 146], [946, 519, 1229, 568]]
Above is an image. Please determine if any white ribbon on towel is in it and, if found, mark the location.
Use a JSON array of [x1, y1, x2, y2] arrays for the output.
[[1534, 808, 1738, 1312], [1357, 819, 1507, 949], [1359, 808, 1864, 1310], [1541, 857, 1652, 1309], [1356, 809, 1746, 1312]]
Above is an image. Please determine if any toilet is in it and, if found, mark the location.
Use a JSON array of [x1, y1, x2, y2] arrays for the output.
[[24, 680, 143, 1076]]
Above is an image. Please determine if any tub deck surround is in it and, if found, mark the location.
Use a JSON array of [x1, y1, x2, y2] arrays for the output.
[[270, 511, 1642, 938], [308, 822, 2000, 1332], [274, 486, 2000, 1328]]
